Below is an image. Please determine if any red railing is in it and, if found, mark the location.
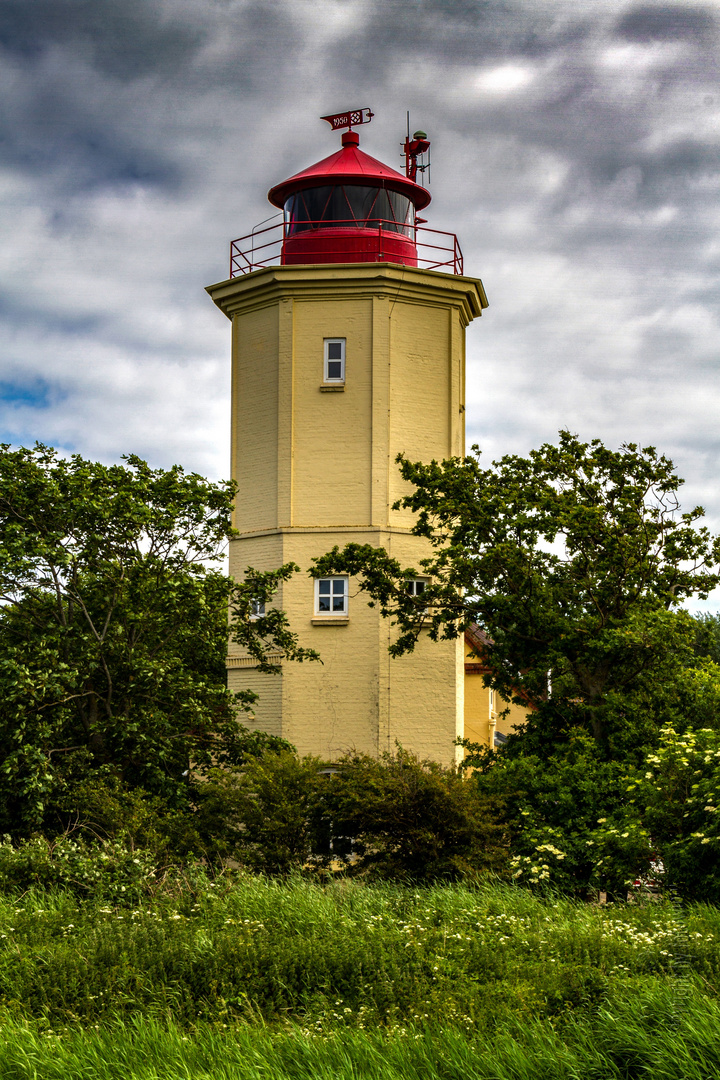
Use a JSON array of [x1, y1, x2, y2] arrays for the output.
[[229, 218, 464, 277]]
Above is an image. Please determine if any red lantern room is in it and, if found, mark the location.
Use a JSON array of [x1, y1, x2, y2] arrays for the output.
[[229, 109, 463, 277], [268, 128, 430, 268]]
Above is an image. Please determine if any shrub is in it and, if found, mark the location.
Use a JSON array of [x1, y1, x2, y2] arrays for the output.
[[190, 746, 507, 882], [325, 747, 508, 881], [590, 724, 720, 901], [195, 754, 327, 874], [0, 834, 158, 902]]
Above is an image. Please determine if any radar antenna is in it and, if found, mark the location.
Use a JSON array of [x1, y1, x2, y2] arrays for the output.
[[402, 111, 431, 185]]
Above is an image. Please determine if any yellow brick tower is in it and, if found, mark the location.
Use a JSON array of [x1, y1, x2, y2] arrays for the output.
[[207, 109, 487, 763]]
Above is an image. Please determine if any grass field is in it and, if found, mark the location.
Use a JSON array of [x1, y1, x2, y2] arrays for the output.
[[0, 875, 719, 1077]]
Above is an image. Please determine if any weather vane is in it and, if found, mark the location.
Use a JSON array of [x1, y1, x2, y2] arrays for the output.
[[320, 107, 374, 132]]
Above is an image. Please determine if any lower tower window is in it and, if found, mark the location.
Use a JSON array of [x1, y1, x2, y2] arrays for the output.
[[315, 576, 349, 615]]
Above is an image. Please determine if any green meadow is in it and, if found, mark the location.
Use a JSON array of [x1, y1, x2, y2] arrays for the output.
[[1, 875, 720, 1078]]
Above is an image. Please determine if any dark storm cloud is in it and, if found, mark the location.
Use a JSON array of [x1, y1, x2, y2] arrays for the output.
[[616, 4, 717, 45], [392, 2, 720, 263], [0, 0, 204, 78], [0, 0, 310, 88], [0, 0, 314, 194], [0, 0, 719, 574], [318, 0, 592, 80], [0, 101, 181, 192], [0, 1, 193, 192]]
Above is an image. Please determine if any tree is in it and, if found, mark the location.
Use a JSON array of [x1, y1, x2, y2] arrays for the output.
[[313, 432, 720, 757], [692, 612, 720, 665], [0, 444, 313, 833]]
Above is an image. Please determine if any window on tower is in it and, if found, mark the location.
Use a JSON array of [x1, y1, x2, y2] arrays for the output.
[[407, 577, 430, 614], [315, 576, 349, 615], [324, 339, 346, 383]]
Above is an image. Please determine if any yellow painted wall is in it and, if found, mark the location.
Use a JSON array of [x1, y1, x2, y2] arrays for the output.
[[292, 299, 373, 527], [208, 263, 487, 764], [231, 305, 279, 533], [464, 646, 531, 749]]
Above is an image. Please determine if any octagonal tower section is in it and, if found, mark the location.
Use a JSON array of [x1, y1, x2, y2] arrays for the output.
[[207, 121, 487, 763]]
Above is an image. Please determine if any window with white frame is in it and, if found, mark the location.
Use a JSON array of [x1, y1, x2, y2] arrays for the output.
[[250, 599, 265, 619], [406, 578, 429, 598], [324, 338, 345, 383], [315, 576, 349, 615], [406, 577, 430, 617]]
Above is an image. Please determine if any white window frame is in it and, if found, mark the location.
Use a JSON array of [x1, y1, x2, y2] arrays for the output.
[[323, 338, 346, 384], [406, 577, 429, 598], [249, 599, 266, 619], [407, 577, 431, 616], [315, 576, 349, 616]]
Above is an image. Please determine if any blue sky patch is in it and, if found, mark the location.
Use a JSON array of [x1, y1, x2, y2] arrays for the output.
[[0, 379, 62, 409]]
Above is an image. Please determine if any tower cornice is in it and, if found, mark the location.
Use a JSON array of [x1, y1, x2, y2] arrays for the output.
[[206, 263, 488, 327]]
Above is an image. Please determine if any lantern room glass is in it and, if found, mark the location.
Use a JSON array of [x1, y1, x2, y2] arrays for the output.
[[284, 185, 415, 236]]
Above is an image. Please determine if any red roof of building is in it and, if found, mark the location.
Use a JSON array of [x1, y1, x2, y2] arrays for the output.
[[267, 132, 432, 210]]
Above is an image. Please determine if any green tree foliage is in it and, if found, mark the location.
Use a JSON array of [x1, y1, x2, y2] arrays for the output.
[[693, 612, 720, 665], [0, 444, 311, 834], [323, 748, 507, 881], [191, 747, 507, 881], [196, 753, 328, 874], [585, 719, 720, 901], [314, 432, 720, 756]]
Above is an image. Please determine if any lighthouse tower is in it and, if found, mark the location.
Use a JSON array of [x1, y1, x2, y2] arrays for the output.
[[207, 110, 488, 762]]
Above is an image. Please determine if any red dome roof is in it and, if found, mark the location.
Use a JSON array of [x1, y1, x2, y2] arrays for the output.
[[268, 131, 431, 211]]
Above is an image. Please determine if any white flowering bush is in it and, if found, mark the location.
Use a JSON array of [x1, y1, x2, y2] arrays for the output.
[[586, 818, 656, 894], [477, 733, 632, 895], [0, 835, 158, 902], [510, 837, 568, 887], [582, 725, 720, 899], [630, 726, 720, 899]]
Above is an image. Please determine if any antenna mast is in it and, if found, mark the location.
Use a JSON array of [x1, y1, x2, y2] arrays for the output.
[[403, 114, 431, 184]]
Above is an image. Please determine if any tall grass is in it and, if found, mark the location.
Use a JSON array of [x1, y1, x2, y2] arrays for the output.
[[0, 875, 719, 1034], [2, 989, 720, 1080]]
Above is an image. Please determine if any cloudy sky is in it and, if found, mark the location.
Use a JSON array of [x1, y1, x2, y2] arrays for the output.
[[1, 0, 719, 581]]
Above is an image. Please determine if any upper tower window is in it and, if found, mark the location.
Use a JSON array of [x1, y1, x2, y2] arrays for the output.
[[324, 339, 345, 382], [284, 186, 414, 236]]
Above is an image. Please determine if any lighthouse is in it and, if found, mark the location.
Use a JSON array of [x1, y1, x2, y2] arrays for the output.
[[207, 109, 488, 762]]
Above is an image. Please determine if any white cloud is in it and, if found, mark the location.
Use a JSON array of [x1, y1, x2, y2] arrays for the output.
[[0, 0, 718, 582], [475, 64, 535, 94]]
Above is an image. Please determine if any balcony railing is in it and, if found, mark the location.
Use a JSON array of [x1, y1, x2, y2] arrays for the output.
[[229, 218, 464, 277]]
